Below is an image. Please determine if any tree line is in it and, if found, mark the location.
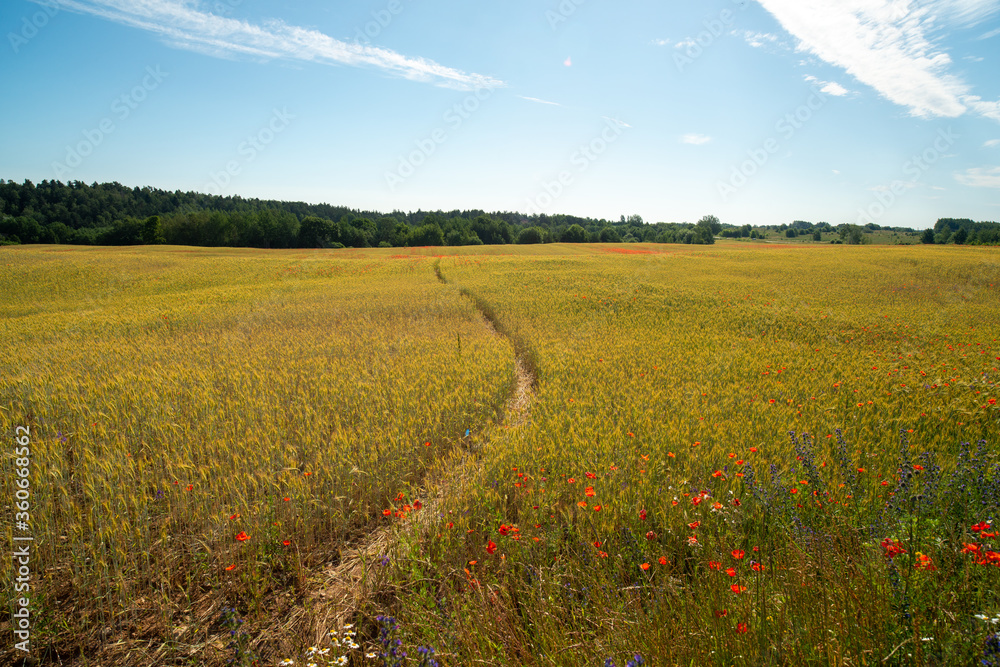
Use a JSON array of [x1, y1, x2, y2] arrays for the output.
[[1, 179, 996, 248]]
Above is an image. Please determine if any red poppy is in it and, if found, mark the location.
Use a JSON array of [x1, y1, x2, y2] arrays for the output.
[[446, 522, 453, 529], [236, 531, 250, 542], [413, 500, 423, 510], [593, 505, 602, 512], [725, 567, 737, 577], [714, 609, 728, 618], [498, 524, 510, 536], [225, 564, 236, 571], [585, 486, 596, 497], [737, 622, 749, 634], [712, 471, 724, 478], [577, 501, 588, 508], [972, 522, 991, 533], [659, 556, 667, 565], [382, 509, 392, 516], [688, 521, 700, 529], [639, 509, 647, 520], [646, 531, 657, 541], [730, 584, 747, 594], [486, 540, 497, 554], [640, 562, 650, 571], [751, 562, 765, 572], [732, 550, 745, 559], [585, 472, 597, 479], [567, 478, 576, 484], [732, 499, 742, 507], [186, 484, 194, 491], [282, 540, 291, 546], [709, 561, 722, 570], [749, 447, 758, 453]]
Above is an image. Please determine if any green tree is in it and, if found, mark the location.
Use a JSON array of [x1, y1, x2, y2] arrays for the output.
[[516, 227, 546, 244], [953, 227, 968, 244], [921, 228, 936, 244], [141, 215, 166, 244], [561, 224, 588, 243]]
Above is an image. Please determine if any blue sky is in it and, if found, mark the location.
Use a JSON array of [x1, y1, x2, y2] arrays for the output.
[[1, 0, 999, 228]]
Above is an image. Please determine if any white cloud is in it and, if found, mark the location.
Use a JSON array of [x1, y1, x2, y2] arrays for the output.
[[739, 30, 782, 49], [963, 95, 1000, 121], [674, 38, 697, 50], [43, 0, 504, 91], [755, 0, 1000, 120], [832, 169, 841, 174], [518, 95, 561, 107], [984, 139, 1000, 147], [979, 26, 1000, 38], [652, 38, 671, 46], [955, 166, 1000, 187], [680, 133, 712, 145], [805, 75, 851, 96]]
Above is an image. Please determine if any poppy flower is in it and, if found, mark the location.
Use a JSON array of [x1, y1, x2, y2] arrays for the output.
[[486, 540, 497, 554], [688, 521, 701, 529], [732, 499, 742, 507], [712, 471, 724, 478], [972, 522, 991, 533], [446, 522, 453, 529], [382, 509, 392, 516], [749, 448, 758, 453], [730, 584, 747, 594], [236, 531, 250, 542], [498, 524, 510, 536], [413, 500, 423, 510], [282, 540, 291, 546], [585, 486, 596, 497], [726, 567, 737, 577], [593, 505, 602, 512], [709, 561, 722, 570], [639, 509, 647, 520], [659, 556, 667, 565], [732, 550, 745, 559], [585, 472, 597, 479], [594, 541, 602, 548], [737, 622, 749, 634], [714, 609, 728, 617], [751, 562, 765, 572], [640, 562, 650, 571], [577, 501, 588, 508], [225, 564, 236, 571], [567, 478, 576, 484], [186, 484, 194, 491], [646, 530, 657, 541]]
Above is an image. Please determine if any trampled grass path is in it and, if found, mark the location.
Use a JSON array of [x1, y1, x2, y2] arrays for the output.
[[285, 260, 536, 648]]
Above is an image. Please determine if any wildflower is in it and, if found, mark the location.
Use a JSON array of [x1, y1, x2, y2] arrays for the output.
[[751, 562, 765, 572], [413, 500, 423, 510], [749, 447, 758, 453], [714, 609, 728, 617], [382, 509, 392, 516], [593, 505, 602, 511], [688, 521, 700, 529], [732, 550, 745, 559], [639, 509, 647, 520], [646, 531, 657, 541], [881, 537, 906, 559], [236, 531, 250, 542], [585, 486, 596, 497], [567, 478, 576, 484], [973, 522, 992, 533], [726, 567, 737, 577], [283, 540, 291, 546], [737, 622, 749, 634], [712, 470, 724, 478], [498, 524, 510, 536], [659, 556, 667, 565], [486, 540, 497, 554], [731, 584, 747, 594], [226, 564, 236, 571], [640, 562, 650, 571], [577, 501, 588, 508], [585, 472, 597, 479]]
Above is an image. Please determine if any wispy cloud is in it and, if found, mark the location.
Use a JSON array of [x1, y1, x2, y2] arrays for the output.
[[756, 0, 1000, 120], [518, 95, 561, 107], [984, 139, 1000, 148], [979, 26, 1000, 38], [956, 166, 1000, 187], [804, 75, 851, 96], [44, 0, 505, 91], [738, 30, 783, 49], [680, 133, 712, 145]]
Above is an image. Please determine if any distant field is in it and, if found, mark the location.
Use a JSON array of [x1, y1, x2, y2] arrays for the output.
[[2, 243, 999, 666]]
